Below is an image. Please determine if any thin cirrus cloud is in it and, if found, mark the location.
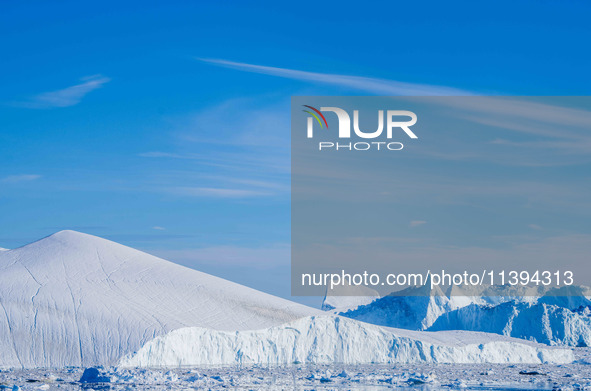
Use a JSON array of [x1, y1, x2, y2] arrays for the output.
[[139, 152, 199, 159], [15, 74, 110, 109], [153, 244, 290, 269], [168, 186, 274, 198], [198, 58, 473, 96], [198, 59, 591, 162], [1, 174, 41, 183], [139, 98, 291, 199]]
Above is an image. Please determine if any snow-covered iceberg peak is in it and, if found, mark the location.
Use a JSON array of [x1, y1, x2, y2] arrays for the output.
[[119, 315, 574, 368], [0, 230, 318, 369]]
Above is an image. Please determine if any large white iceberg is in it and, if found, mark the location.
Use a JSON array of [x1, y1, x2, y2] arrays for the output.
[[0, 230, 577, 369], [0, 231, 316, 368], [119, 315, 574, 367]]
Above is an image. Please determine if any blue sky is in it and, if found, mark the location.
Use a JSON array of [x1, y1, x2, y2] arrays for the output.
[[1, 1, 590, 306]]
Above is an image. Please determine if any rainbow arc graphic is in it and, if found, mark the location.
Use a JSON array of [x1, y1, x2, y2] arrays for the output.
[[302, 105, 328, 128]]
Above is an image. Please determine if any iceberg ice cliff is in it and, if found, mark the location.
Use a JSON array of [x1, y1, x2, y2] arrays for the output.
[[119, 315, 574, 367], [429, 301, 591, 346], [325, 283, 591, 346]]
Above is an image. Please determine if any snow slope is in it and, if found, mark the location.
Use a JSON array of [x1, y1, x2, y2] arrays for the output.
[[0, 231, 318, 368], [119, 315, 574, 367]]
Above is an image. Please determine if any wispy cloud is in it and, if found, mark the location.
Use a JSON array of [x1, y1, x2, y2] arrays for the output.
[[153, 243, 290, 269], [417, 97, 591, 165], [152, 226, 166, 231], [199, 60, 591, 165], [139, 98, 291, 198], [104, 233, 194, 242], [15, 75, 110, 108], [1, 174, 41, 183], [294, 158, 591, 214], [42, 225, 108, 231], [410, 220, 427, 228], [198, 58, 472, 96], [139, 151, 199, 159], [168, 186, 274, 198]]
